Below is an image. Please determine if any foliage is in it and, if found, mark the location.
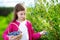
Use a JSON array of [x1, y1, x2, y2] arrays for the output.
[[26, 0, 60, 40]]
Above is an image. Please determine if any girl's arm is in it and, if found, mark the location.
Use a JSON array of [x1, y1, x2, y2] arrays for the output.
[[28, 21, 41, 39], [32, 28, 41, 39], [2, 23, 16, 40]]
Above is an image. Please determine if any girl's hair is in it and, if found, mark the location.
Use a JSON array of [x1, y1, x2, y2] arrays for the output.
[[13, 3, 25, 22]]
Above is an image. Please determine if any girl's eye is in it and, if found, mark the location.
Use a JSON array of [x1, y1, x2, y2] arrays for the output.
[[20, 13, 23, 15], [20, 13, 25, 15], [24, 13, 25, 15]]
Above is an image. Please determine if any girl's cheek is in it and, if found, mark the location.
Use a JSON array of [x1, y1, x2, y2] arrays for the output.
[[18, 15, 21, 17]]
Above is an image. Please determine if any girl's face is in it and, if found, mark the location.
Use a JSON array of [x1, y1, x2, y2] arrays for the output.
[[17, 11, 25, 21]]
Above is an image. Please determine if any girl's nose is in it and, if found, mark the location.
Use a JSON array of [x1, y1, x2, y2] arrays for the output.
[[22, 15, 25, 18]]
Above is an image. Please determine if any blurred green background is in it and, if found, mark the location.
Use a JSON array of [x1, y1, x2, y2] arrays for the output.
[[0, 0, 60, 40]]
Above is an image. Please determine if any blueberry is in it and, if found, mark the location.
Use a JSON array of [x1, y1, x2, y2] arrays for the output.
[[8, 31, 20, 36], [8, 32, 13, 36], [13, 33, 17, 36], [45, 32, 48, 35], [16, 31, 20, 35]]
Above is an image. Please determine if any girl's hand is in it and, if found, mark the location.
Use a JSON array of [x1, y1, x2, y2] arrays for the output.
[[8, 35, 15, 40], [40, 30, 47, 35], [8, 36, 17, 40]]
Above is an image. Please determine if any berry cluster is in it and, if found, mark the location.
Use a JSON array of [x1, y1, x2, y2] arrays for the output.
[[8, 31, 20, 36]]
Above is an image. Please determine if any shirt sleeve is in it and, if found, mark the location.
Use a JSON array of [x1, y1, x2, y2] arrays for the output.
[[28, 21, 41, 39], [2, 23, 16, 40]]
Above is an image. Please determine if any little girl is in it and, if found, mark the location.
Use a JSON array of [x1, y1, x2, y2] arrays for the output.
[[3, 3, 46, 40]]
